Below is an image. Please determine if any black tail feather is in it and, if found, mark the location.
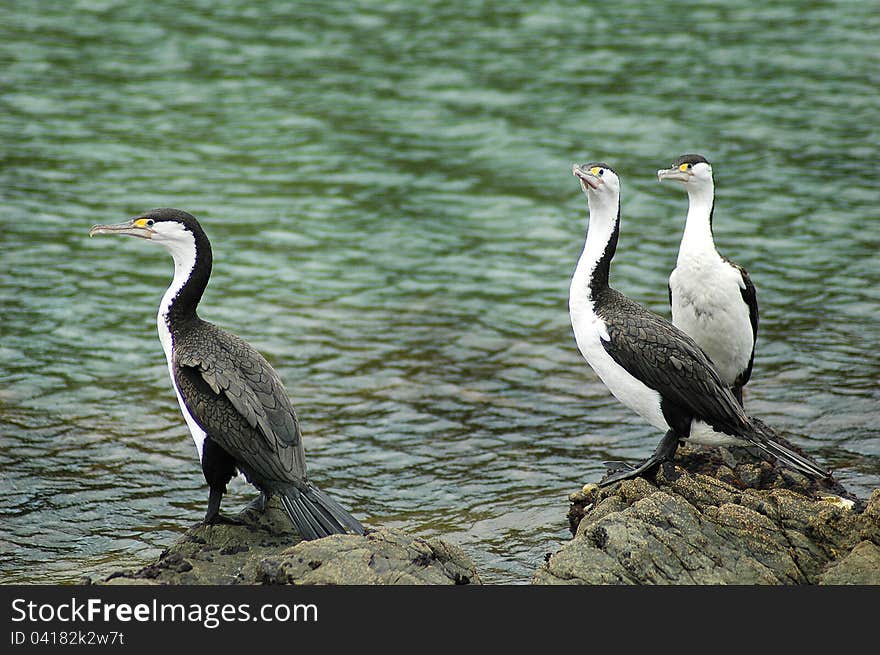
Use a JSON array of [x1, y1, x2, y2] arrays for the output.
[[749, 420, 832, 480], [298, 493, 340, 536], [279, 493, 320, 540], [279, 485, 365, 540]]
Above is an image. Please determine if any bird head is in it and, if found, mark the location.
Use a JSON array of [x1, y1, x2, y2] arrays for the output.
[[89, 208, 200, 242], [657, 154, 713, 188], [89, 208, 210, 268], [572, 162, 621, 212]]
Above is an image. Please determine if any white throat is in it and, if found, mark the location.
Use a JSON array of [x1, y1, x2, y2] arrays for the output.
[[678, 181, 716, 260]]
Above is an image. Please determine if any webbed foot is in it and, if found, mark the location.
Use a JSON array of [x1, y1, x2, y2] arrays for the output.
[[598, 430, 681, 487]]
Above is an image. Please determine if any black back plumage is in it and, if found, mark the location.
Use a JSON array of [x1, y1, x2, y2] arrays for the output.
[[173, 323, 364, 538], [172, 320, 307, 487]]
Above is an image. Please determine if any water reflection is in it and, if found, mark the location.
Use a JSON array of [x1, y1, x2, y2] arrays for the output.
[[1, 1, 877, 584]]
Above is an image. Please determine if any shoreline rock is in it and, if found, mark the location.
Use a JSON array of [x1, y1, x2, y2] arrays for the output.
[[535, 443, 879, 585], [96, 498, 480, 586]]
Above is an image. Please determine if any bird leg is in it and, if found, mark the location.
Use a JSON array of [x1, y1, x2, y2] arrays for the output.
[[201, 438, 241, 524], [598, 430, 681, 487], [203, 486, 244, 525]]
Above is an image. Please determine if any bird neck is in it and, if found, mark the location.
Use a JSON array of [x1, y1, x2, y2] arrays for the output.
[[158, 231, 212, 334], [573, 195, 620, 301], [679, 182, 716, 258]]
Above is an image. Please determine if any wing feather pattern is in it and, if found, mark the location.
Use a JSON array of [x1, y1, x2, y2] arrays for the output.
[[172, 321, 308, 487]]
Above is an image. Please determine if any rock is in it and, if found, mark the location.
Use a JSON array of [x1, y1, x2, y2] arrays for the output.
[[98, 497, 480, 585], [258, 530, 480, 585], [817, 541, 880, 585], [535, 444, 879, 585]]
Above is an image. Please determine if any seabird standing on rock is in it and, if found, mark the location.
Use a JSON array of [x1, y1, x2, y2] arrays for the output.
[[568, 163, 830, 486], [658, 154, 758, 407], [90, 208, 365, 539]]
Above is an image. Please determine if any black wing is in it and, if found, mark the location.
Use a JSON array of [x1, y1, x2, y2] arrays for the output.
[[726, 258, 759, 388], [596, 287, 750, 436], [173, 320, 308, 486]]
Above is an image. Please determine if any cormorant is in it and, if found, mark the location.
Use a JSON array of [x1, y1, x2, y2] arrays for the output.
[[90, 208, 365, 539], [658, 154, 758, 406]]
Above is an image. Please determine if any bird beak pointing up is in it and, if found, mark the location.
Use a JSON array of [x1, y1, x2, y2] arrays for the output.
[[572, 164, 601, 190], [89, 218, 156, 239]]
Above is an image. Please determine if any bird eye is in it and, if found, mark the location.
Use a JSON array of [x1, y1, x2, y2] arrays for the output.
[[598, 169, 604, 176], [146, 219, 155, 227]]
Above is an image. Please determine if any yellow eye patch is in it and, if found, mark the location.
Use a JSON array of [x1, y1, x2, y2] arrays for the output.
[[134, 218, 153, 228], [679, 163, 690, 172], [590, 166, 601, 176]]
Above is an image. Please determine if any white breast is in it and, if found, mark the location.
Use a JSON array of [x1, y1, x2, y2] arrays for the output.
[[670, 252, 753, 386]]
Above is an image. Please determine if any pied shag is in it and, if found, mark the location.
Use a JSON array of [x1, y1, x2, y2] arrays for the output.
[[658, 154, 758, 406], [89, 208, 365, 539], [568, 163, 830, 485]]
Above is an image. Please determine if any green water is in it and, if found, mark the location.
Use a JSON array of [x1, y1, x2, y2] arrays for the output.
[[1, 1, 877, 584]]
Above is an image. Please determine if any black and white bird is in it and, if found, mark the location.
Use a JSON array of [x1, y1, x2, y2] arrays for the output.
[[568, 163, 830, 485], [658, 154, 758, 406], [89, 208, 365, 539]]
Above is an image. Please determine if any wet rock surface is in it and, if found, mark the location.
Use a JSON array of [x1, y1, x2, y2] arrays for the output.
[[96, 498, 480, 586], [534, 443, 880, 585]]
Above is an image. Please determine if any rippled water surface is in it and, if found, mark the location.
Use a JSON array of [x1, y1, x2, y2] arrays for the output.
[[1, 1, 878, 584]]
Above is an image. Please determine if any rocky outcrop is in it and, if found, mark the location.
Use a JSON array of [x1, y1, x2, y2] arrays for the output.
[[98, 499, 480, 585], [534, 445, 879, 585], [91, 443, 876, 586]]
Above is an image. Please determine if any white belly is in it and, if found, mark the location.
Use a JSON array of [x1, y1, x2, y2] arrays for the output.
[[687, 420, 747, 446], [670, 259, 753, 386]]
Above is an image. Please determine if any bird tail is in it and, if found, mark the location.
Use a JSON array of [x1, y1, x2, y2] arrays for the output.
[[750, 420, 832, 480], [279, 484, 366, 541]]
